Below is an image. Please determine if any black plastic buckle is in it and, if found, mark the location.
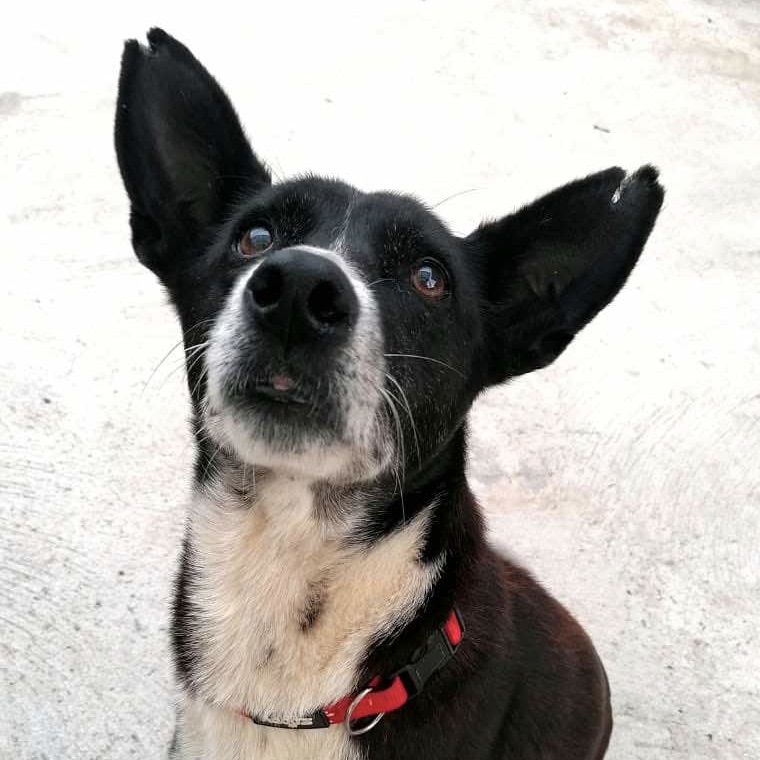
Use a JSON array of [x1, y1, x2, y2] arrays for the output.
[[249, 710, 330, 729], [394, 622, 460, 700]]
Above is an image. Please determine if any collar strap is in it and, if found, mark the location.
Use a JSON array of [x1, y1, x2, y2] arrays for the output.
[[243, 608, 464, 734]]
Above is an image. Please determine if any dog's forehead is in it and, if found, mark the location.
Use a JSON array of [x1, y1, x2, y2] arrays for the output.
[[252, 177, 450, 265]]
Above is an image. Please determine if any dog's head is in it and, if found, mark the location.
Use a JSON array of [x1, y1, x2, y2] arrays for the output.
[[115, 29, 663, 487]]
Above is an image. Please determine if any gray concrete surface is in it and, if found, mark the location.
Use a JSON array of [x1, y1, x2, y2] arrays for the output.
[[2, 1, 758, 758]]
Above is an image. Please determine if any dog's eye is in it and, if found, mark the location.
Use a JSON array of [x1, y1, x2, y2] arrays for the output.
[[411, 259, 448, 299], [237, 226, 273, 257]]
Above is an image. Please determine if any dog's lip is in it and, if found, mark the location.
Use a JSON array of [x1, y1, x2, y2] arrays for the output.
[[250, 375, 309, 405]]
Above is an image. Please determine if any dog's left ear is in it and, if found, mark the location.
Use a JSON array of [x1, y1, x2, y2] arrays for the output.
[[467, 165, 664, 384], [114, 28, 270, 278]]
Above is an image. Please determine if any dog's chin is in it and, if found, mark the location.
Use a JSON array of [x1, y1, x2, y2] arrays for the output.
[[202, 402, 387, 483]]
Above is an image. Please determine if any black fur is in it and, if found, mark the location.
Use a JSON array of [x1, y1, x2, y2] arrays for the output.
[[115, 28, 663, 760]]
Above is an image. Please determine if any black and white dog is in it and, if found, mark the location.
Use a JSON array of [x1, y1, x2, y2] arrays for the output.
[[115, 29, 663, 760]]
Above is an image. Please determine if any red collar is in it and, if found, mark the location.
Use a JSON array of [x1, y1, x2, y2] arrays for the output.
[[242, 608, 464, 736]]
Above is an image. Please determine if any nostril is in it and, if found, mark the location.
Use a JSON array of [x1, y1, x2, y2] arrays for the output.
[[308, 280, 348, 325], [245, 250, 358, 340], [250, 266, 282, 309]]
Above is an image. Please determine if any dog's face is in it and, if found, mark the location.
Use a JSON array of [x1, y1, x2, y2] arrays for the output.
[[199, 179, 486, 481], [116, 29, 663, 485]]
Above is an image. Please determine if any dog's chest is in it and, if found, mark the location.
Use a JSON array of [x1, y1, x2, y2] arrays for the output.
[[177, 477, 438, 759]]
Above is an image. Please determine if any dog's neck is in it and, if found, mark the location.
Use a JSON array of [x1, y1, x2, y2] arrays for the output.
[[183, 461, 445, 710], [191, 421, 472, 554], [173, 425, 484, 760]]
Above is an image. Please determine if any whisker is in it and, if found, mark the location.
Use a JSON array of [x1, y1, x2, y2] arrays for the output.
[[394, 463, 406, 527], [142, 338, 186, 396], [185, 340, 210, 359], [199, 441, 225, 484], [430, 187, 482, 211], [186, 344, 209, 376], [378, 387, 404, 474], [269, 157, 286, 183], [384, 373, 421, 468], [189, 364, 209, 401], [156, 341, 210, 393], [308, 375, 322, 419], [378, 386, 406, 526], [156, 361, 188, 392], [141, 319, 216, 395], [384, 353, 465, 378], [368, 278, 395, 289]]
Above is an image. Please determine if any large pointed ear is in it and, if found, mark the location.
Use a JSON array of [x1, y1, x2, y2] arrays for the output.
[[114, 28, 270, 277], [466, 165, 664, 384]]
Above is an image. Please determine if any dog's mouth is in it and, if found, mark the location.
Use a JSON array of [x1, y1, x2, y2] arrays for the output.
[[249, 374, 310, 406], [201, 257, 389, 478]]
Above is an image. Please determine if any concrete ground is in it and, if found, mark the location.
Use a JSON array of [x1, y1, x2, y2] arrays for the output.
[[2, 1, 758, 758]]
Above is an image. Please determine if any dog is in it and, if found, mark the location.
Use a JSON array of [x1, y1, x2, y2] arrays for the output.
[[114, 28, 663, 760]]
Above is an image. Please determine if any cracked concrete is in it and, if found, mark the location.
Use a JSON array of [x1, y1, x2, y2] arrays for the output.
[[1, 1, 758, 758]]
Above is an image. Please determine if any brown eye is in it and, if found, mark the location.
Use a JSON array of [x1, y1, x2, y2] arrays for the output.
[[238, 226, 273, 257], [411, 259, 448, 299]]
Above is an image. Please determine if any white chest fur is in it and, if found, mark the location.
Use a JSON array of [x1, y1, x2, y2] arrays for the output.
[[174, 475, 440, 760]]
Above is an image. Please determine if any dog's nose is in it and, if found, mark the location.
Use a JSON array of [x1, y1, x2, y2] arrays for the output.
[[246, 248, 359, 346]]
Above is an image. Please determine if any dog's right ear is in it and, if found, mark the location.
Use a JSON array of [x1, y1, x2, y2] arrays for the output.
[[114, 28, 270, 278]]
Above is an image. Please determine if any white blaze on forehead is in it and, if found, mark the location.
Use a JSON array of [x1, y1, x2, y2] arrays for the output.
[[289, 246, 387, 469], [289, 244, 372, 307], [330, 194, 355, 257]]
